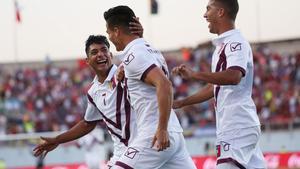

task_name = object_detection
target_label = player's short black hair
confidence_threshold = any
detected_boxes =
[104,5,136,34]
[215,0,239,21]
[85,35,110,56]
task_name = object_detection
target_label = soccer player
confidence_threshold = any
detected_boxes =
[104,6,196,169]
[33,32,142,168]
[172,0,266,168]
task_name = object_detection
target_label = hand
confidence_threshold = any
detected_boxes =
[172,64,194,80]
[151,129,170,152]
[116,65,125,82]
[33,137,59,158]
[129,17,143,38]
[172,100,183,109]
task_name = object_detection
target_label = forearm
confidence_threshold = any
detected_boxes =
[55,120,97,144]
[156,80,172,130]
[181,84,214,106]
[192,69,241,85]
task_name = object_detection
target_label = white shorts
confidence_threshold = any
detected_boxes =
[216,126,266,169]
[111,132,196,169]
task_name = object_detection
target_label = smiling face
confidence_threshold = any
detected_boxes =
[203,0,222,34]
[86,43,112,75]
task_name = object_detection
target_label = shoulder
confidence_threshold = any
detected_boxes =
[87,81,96,96]
[123,46,153,66]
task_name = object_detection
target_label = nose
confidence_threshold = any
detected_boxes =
[96,51,105,59]
[203,11,207,18]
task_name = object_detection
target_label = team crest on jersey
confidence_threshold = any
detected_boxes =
[230,42,242,52]
[125,147,139,159]
[123,53,135,65]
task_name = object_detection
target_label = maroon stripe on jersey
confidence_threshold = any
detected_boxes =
[115,161,133,169]
[217,158,246,169]
[123,85,131,146]
[141,64,157,82]
[87,93,97,107]
[214,44,227,107]
[116,83,123,129]
[106,125,123,141]
[87,93,121,129]
[228,66,246,77]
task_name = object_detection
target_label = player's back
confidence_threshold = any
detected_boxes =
[121,38,183,138]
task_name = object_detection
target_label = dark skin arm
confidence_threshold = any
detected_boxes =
[33,120,97,158]
[130,17,144,37]
[172,64,243,85]
[173,83,214,109]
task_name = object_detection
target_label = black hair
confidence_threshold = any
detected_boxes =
[104,5,136,34]
[215,0,239,21]
[85,35,110,56]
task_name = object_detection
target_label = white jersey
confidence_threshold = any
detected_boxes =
[84,65,136,159]
[118,38,183,138]
[211,29,260,135]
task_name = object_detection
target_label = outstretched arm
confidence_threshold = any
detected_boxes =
[33,120,97,157]
[173,83,214,109]
[172,64,243,85]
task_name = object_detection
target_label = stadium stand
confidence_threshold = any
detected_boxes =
[0,40,300,136]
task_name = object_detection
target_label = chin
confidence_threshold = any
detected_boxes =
[209,29,217,34]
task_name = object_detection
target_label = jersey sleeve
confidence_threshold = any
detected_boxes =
[84,94,103,122]
[123,49,158,81]
[226,42,248,76]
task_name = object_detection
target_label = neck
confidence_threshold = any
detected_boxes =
[120,34,140,50]
[96,65,113,83]
[217,20,235,35]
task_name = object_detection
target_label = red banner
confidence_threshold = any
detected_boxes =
[13,152,300,169]
[191,152,300,169]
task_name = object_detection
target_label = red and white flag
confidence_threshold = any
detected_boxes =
[14,0,21,23]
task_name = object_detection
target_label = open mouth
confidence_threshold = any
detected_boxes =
[96,59,108,65]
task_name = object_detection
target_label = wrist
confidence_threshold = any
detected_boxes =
[54,136,61,144]
[191,71,197,80]
[157,126,168,131]
[180,100,185,108]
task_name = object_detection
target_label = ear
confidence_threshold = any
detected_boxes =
[85,57,90,65]
[218,8,225,17]
[113,27,120,36]
[109,52,113,59]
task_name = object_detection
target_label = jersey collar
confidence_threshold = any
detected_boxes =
[123,38,145,53]
[212,29,240,46]
[93,64,117,85]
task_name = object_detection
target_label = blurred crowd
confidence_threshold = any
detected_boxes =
[0,64,93,135]
[0,44,300,136]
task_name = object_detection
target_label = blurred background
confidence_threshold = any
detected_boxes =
[0,0,300,169]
